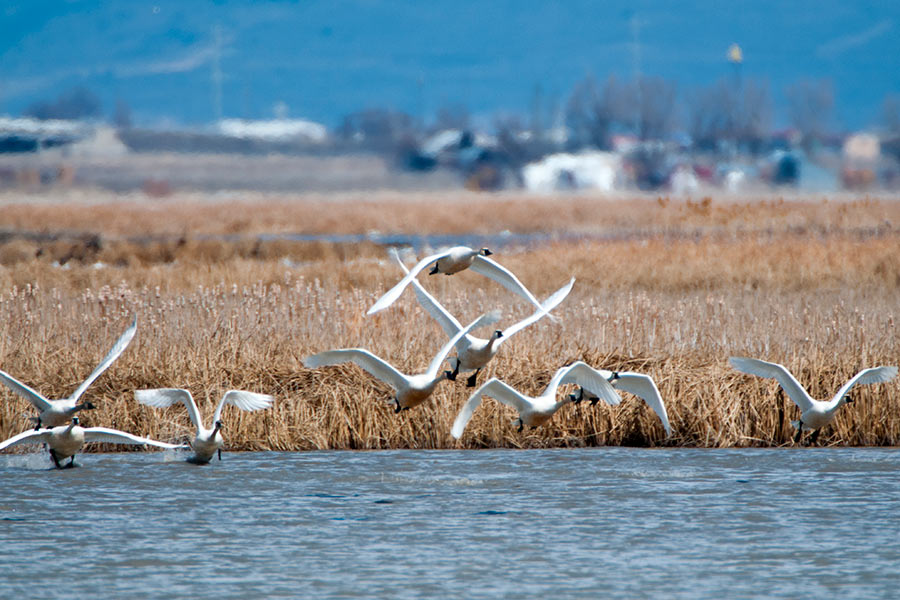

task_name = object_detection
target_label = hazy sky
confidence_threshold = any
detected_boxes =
[1,1,898,130]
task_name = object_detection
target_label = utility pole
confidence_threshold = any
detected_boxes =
[630,13,643,138]
[211,24,224,123]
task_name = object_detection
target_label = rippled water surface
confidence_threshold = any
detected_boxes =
[2,448,898,599]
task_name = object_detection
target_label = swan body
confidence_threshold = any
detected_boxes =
[305,312,498,412]
[0,316,138,428]
[135,388,273,464]
[368,246,545,315]
[570,369,672,435]
[391,247,573,386]
[729,356,897,442]
[0,417,184,468]
[451,361,621,438]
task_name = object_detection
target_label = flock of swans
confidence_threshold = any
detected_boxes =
[0,244,897,468]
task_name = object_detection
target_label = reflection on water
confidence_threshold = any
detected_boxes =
[1,448,898,599]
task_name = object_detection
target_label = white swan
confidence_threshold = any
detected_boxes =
[0,416,184,468]
[451,361,621,438]
[729,356,898,443]
[392,247,574,387]
[367,246,546,315]
[135,388,274,464]
[304,312,498,412]
[568,369,672,435]
[0,315,138,428]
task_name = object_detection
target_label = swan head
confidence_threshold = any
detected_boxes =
[71,417,80,426]
[479,248,493,256]
[567,388,584,404]
[79,401,97,410]
[213,420,224,431]
[492,330,504,340]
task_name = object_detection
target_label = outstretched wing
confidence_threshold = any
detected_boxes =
[0,428,52,451]
[392,249,465,339]
[0,369,53,412]
[832,366,898,404]
[135,388,204,430]
[729,357,815,412]
[70,315,138,402]
[470,255,544,312]
[612,372,672,435]
[213,390,274,423]
[501,277,575,340]
[83,427,186,449]
[553,362,621,405]
[425,311,499,379]
[367,249,452,315]
[304,349,409,391]
[451,378,527,439]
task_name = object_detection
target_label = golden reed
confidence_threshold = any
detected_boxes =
[0,192,897,449]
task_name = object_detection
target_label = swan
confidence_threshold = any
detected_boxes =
[367,246,546,315]
[729,356,898,443]
[304,312,498,412]
[451,361,621,438]
[135,388,274,464]
[0,416,184,468]
[568,369,672,435]
[0,315,138,429]
[391,247,574,387]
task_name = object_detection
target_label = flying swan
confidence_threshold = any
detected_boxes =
[135,388,274,464]
[729,356,897,443]
[451,361,621,438]
[391,247,574,387]
[0,315,138,429]
[0,417,184,469]
[568,368,672,435]
[304,312,498,412]
[367,246,547,315]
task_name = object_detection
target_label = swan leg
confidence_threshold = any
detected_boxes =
[447,363,459,382]
[466,370,480,388]
[217,448,222,461]
[809,429,820,445]
[34,417,42,431]
[65,456,77,469]
[794,422,804,444]
[516,420,524,433]
[49,449,62,469]
[394,400,402,414]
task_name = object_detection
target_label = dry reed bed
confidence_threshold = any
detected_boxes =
[0,232,898,450]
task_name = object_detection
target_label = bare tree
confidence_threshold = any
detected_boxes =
[883,94,900,134]
[687,78,772,153]
[635,76,677,141]
[434,103,470,131]
[786,78,834,150]
[337,108,417,152]
[565,74,633,149]
[24,86,102,121]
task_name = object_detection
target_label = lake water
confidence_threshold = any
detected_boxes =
[1,448,898,599]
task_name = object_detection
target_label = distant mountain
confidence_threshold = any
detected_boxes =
[1,1,897,131]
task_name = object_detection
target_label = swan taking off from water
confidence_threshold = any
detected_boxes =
[392,247,573,387]
[0,315,138,429]
[451,361,621,438]
[135,388,274,464]
[304,312,498,413]
[568,369,672,436]
[729,356,898,443]
[367,246,546,315]
[0,416,184,469]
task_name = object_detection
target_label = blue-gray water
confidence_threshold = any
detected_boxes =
[2,448,898,599]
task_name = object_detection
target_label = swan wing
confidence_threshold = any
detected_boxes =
[0,428,52,451]
[83,427,186,449]
[501,277,575,340]
[452,378,529,438]
[135,388,204,430]
[554,362,621,405]
[425,311,499,378]
[367,249,452,315]
[612,372,672,435]
[213,390,274,423]
[832,366,899,404]
[70,315,138,402]
[729,357,815,412]
[0,368,53,411]
[470,255,544,312]
[305,349,409,391]
[392,247,464,337]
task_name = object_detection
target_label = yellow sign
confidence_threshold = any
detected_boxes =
[728,43,743,64]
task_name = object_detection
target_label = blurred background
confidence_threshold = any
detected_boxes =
[1,0,899,195]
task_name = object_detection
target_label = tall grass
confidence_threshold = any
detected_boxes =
[0,193,898,449]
